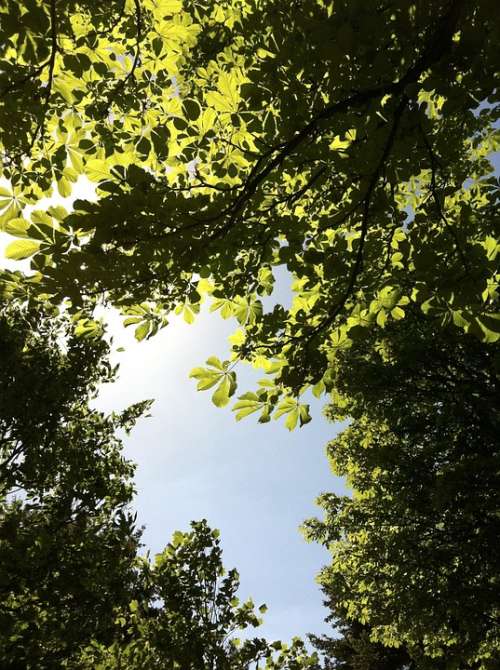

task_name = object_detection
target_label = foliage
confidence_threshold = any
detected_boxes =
[0,298,148,667]
[1,2,499,667]
[310,617,415,670]
[0,0,498,428]
[303,309,500,668]
[72,520,319,669]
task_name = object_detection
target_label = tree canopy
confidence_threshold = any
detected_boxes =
[0,0,499,668]
[0,298,146,665]
[1,0,498,425]
[304,309,500,667]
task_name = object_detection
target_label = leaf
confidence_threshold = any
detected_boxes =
[57,177,72,198]
[47,205,69,221]
[330,327,352,350]
[312,379,325,398]
[228,328,245,346]
[233,392,261,420]
[206,356,224,370]
[68,147,84,172]
[189,359,227,391]
[195,372,221,391]
[4,217,30,238]
[299,404,312,426]
[74,318,103,338]
[378,286,400,310]
[273,397,297,420]
[212,374,237,408]
[181,302,198,324]
[123,316,142,326]
[85,159,112,182]
[284,408,299,431]
[376,309,387,328]
[391,306,405,320]
[5,239,40,260]
[475,313,500,343]
[134,321,150,341]
[0,202,21,227]
[206,71,242,113]
[54,78,75,103]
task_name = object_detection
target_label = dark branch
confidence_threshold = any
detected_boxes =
[304,95,409,341]
[418,123,470,273]
[27,0,58,151]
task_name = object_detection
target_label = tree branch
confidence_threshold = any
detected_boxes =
[418,123,470,273]
[27,0,58,151]
[104,0,142,114]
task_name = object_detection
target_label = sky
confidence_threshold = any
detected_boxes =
[0,176,347,643]
[96,306,346,643]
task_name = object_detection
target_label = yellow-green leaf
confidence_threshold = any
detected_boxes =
[134,321,150,341]
[4,217,30,238]
[5,239,40,260]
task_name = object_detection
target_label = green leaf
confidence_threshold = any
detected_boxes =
[5,239,40,260]
[57,177,72,198]
[212,375,234,408]
[312,380,325,398]
[391,306,405,320]
[196,373,221,391]
[299,404,312,426]
[233,392,261,420]
[123,316,143,326]
[475,313,500,343]
[134,321,150,341]
[206,356,224,370]
[0,202,21,227]
[376,309,387,328]
[4,217,30,238]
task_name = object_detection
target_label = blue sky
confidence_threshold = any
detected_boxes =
[95,306,347,643]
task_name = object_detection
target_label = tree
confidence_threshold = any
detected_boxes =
[72,520,319,670]
[310,617,415,670]
[303,308,500,668]
[0,298,148,667]
[0,0,498,426]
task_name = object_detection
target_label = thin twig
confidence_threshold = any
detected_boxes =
[104,0,142,114]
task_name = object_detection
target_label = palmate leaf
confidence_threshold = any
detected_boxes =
[273,397,312,431]
[4,218,30,238]
[212,373,237,408]
[189,368,221,391]
[205,71,246,114]
[0,202,21,227]
[190,357,237,407]
[174,300,200,324]
[134,321,151,342]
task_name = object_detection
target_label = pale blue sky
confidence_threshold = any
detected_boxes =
[96,306,346,643]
